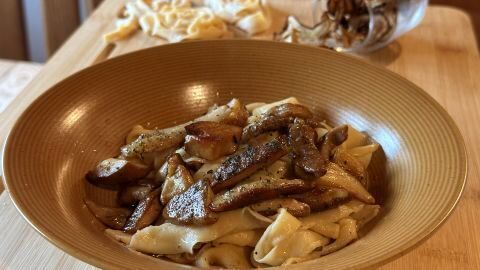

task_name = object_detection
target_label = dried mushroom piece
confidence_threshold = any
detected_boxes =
[277,16,333,47]
[185,121,242,160]
[163,179,218,225]
[85,200,132,230]
[86,158,150,188]
[160,153,195,205]
[279,0,398,50]
[123,188,162,233]
[210,178,312,212]
[211,136,288,192]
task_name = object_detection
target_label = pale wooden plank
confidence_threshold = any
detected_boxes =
[0,192,95,270]
[0,0,27,60]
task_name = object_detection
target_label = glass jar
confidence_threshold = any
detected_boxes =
[312,0,429,52]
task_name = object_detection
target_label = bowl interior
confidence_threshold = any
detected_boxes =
[2,40,466,270]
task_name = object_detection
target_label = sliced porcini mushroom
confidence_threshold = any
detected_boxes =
[333,150,368,186]
[318,124,349,159]
[126,125,154,144]
[210,178,312,212]
[120,127,186,159]
[289,118,327,179]
[163,179,218,225]
[315,163,375,204]
[141,147,176,170]
[250,198,311,217]
[86,158,150,188]
[184,121,242,160]
[289,188,349,212]
[184,156,207,170]
[242,103,314,141]
[120,99,247,158]
[123,188,162,233]
[118,183,154,206]
[210,136,288,193]
[193,158,225,181]
[85,200,132,230]
[160,153,195,205]
[220,98,250,127]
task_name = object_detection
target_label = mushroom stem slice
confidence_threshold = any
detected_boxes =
[123,188,162,233]
[184,121,242,160]
[211,136,288,192]
[160,153,195,205]
[85,200,132,230]
[210,178,312,212]
[289,118,327,179]
[86,158,150,188]
[289,188,349,212]
[163,179,218,225]
[315,163,374,204]
[250,198,311,217]
[120,98,248,158]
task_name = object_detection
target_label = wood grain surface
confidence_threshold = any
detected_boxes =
[0,1,479,269]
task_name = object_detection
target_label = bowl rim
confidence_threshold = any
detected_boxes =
[1,39,468,270]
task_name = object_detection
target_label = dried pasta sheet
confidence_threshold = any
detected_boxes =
[203,0,271,34]
[104,0,229,43]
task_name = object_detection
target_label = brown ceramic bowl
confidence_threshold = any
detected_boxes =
[2,40,467,269]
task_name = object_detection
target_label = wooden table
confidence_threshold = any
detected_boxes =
[0,1,479,269]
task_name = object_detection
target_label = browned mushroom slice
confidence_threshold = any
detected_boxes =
[86,158,150,188]
[318,125,349,159]
[160,153,195,205]
[123,188,162,233]
[315,162,374,204]
[289,188,349,212]
[221,98,250,127]
[289,118,327,179]
[163,179,218,225]
[120,99,248,158]
[211,136,288,192]
[85,200,132,230]
[242,103,314,141]
[250,198,311,217]
[184,121,242,160]
[118,184,154,206]
[333,150,368,186]
[210,178,312,212]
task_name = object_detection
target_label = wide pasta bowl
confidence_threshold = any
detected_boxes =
[2,40,467,269]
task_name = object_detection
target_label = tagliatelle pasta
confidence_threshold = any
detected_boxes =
[104,0,271,43]
[85,97,383,268]
[129,207,271,254]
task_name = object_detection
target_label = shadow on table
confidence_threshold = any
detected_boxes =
[359,41,402,67]
[430,0,480,51]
